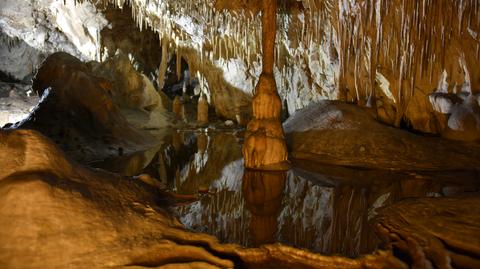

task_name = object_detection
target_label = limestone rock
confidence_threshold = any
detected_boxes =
[242,0,289,170]
[284,101,480,171]
[13,52,154,162]
[374,196,480,269]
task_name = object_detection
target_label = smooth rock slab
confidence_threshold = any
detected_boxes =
[374,196,480,269]
[284,101,480,171]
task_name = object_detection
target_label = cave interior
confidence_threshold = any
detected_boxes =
[0,0,480,268]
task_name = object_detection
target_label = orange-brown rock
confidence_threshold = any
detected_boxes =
[284,101,480,171]
[172,95,185,120]
[16,52,153,163]
[90,52,145,109]
[197,94,209,125]
[242,0,289,170]
[374,196,480,269]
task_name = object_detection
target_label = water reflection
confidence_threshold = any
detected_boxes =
[90,145,163,176]
[243,170,286,246]
[96,130,480,257]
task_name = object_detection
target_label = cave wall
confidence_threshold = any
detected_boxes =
[100,0,479,135]
[333,0,480,133]
[1,0,479,136]
[0,0,107,81]
[99,3,166,81]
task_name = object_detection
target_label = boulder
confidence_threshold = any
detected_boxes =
[284,101,480,171]
[13,52,155,162]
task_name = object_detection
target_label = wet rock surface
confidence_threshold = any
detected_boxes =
[284,101,480,171]
[374,196,480,269]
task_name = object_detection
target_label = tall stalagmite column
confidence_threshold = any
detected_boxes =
[242,0,289,170]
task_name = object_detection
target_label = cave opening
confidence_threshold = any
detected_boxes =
[1,0,480,268]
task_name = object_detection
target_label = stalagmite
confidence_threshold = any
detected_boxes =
[242,0,289,170]
[172,95,184,120]
[197,93,209,125]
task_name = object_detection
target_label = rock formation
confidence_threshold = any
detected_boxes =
[90,51,173,129]
[374,196,480,269]
[241,0,289,170]
[3,0,480,139]
[197,93,209,125]
[284,101,480,171]
[0,0,479,268]
[10,52,156,163]
[173,95,186,121]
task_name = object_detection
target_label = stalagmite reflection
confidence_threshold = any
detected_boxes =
[242,169,287,246]
[170,131,180,152]
[197,132,208,153]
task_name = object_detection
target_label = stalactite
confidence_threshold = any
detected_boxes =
[176,51,182,82]
[157,35,169,90]
[98,0,480,135]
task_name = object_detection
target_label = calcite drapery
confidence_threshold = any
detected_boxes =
[242,0,289,170]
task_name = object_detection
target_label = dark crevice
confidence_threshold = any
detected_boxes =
[439,237,480,260]
[161,235,247,269]
[391,245,413,266]
[126,257,225,268]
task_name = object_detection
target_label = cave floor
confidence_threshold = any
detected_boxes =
[93,128,480,259]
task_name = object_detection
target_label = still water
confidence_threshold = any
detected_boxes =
[96,129,480,258]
